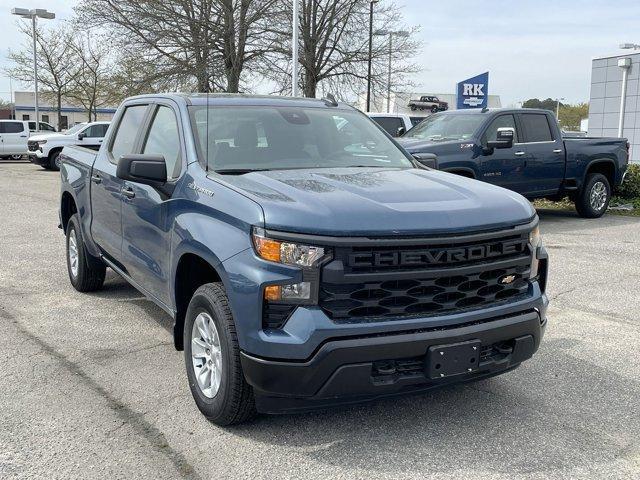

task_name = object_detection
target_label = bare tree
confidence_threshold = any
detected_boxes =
[6,23,78,128]
[264,0,420,100]
[77,0,279,93]
[67,36,115,121]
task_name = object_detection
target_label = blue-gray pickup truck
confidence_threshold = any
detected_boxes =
[399,108,629,218]
[59,94,548,425]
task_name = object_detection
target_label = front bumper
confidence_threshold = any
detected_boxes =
[242,307,546,413]
[29,150,48,165]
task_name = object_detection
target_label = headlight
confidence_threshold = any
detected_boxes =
[252,227,326,267]
[252,227,329,303]
[37,140,47,145]
[529,226,542,279]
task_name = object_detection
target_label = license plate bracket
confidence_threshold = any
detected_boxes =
[426,340,482,379]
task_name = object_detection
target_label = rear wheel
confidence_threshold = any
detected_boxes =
[575,173,611,218]
[184,283,256,426]
[10,154,22,160]
[66,213,106,291]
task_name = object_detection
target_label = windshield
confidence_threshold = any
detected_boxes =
[64,123,86,135]
[189,105,413,173]
[403,113,485,142]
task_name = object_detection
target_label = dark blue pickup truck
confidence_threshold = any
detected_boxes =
[59,94,548,425]
[399,108,629,218]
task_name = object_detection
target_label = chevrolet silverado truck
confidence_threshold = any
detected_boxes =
[408,95,449,113]
[398,108,630,218]
[59,94,548,425]
[29,122,110,170]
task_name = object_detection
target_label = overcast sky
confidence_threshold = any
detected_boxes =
[1,0,639,106]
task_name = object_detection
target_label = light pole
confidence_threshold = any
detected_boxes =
[365,0,378,112]
[555,97,565,120]
[292,0,299,97]
[617,57,632,137]
[375,30,410,113]
[11,8,55,132]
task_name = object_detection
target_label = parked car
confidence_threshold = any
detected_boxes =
[408,95,449,113]
[0,120,29,160]
[29,121,110,170]
[367,113,425,137]
[28,121,57,133]
[59,94,548,425]
[398,108,629,218]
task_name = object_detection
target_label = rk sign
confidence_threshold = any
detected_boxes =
[456,72,489,109]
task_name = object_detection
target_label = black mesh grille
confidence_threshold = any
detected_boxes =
[28,140,39,152]
[320,265,529,320]
[319,231,532,322]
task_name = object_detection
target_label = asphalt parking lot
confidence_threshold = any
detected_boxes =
[1,160,639,480]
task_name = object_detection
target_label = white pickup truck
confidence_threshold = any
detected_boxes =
[28,121,110,170]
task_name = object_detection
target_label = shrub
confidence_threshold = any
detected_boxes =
[617,163,640,199]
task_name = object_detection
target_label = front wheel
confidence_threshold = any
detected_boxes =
[431,105,439,113]
[184,283,256,426]
[50,150,61,171]
[575,173,611,218]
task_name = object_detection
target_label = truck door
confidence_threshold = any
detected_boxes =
[479,114,526,193]
[121,103,183,303]
[0,121,29,155]
[516,112,565,195]
[90,104,149,261]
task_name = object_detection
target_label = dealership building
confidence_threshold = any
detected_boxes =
[12,91,117,130]
[587,52,640,162]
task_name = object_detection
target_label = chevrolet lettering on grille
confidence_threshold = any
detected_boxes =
[348,239,527,268]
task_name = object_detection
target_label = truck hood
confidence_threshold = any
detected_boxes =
[217,167,535,236]
[28,132,68,142]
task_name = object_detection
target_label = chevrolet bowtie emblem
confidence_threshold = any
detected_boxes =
[500,274,516,285]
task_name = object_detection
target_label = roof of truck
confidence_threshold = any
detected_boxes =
[123,93,352,110]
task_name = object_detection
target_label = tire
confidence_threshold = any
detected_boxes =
[410,105,417,111]
[574,173,611,218]
[184,283,256,426]
[66,213,106,292]
[10,154,23,160]
[49,150,61,171]
[431,105,439,113]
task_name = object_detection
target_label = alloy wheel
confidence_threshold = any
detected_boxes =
[68,229,79,278]
[590,181,608,211]
[191,312,223,398]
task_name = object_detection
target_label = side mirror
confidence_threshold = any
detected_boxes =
[396,126,406,137]
[77,132,86,140]
[116,154,167,187]
[486,127,514,151]
[411,152,438,170]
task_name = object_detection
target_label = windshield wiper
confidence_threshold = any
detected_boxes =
[214,168,273,175]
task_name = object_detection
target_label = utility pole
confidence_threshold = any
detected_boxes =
[292,0,299,97]
[11,8,56,132]
[366,0,378,112]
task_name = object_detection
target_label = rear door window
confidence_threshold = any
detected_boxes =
[109,105,148,162]
[0,122,25,134]
[521,114,554,142]
[85,124,109,138]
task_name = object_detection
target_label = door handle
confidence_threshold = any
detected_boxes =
[553,149,563,153]
[90,174,102,184]
[514,151,526,156]
[20,135,28,138]
[122,186,136,199]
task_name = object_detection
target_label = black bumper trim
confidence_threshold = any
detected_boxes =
[241,309,545,413]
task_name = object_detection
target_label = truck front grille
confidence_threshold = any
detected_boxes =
[28,140,39,152]
[319,229,533,322]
